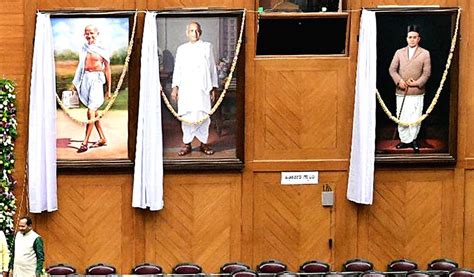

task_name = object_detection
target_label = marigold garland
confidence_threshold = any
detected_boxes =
[0,78,17,251]
[376,8,461,127]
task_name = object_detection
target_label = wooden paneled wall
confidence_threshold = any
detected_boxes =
[1,0,473,275]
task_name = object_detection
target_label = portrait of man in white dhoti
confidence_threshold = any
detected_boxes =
[52,17,130,161]
[156,13,244,165]
[171,21,218,156]
[374,9,459,163]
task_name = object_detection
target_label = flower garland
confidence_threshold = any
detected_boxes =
[376,8,461,127]
[161,9,247,125]
[0,78,17,250]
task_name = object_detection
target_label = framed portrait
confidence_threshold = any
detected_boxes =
[52,12,137,169]
[156,10,245,170]
[374,8,459,165]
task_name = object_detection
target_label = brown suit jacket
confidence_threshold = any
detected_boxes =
[389,46,431,96]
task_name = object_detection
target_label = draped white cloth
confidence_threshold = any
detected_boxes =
[28,13,58,213]
[347,10,377,205]
[132,12,164,211]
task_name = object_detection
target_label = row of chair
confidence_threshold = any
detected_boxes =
[45,258,468,276]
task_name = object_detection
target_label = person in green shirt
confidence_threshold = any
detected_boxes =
[9,216,45,277]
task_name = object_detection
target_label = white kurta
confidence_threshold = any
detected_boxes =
[13,231,40,277]
[0,231,9,272]
[172,40,218,144]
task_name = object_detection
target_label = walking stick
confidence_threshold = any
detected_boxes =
[391,83,409,141]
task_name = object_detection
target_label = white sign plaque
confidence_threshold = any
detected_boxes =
[281,171,319,185]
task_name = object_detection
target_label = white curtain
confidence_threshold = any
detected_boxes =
[132,12,164,211]
[28,12,58,213]
[347,10,377,205]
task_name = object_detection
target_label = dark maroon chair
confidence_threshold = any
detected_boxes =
[46,263,76,275]
[326,272,358,277]
[172,262,203,274]
[276,271,299,277]
[132,262,163,274]
[428,259,459,277]
[256,259,287,274]
[388,259,418,272]
[85,263,116,275]
[343,259,374,272]
[407,270,433,277]
[221,262,251,274]
[428,259,458,271]
[387,259,418,277]
[361,271,388,277]
[231,269,258,277]
[449,269,474,277]
[299,260,330,273]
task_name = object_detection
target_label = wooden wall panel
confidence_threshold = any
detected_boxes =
[253,172,333,271]
[360,0,458,7]
[144,174,241,273]
[145,0,252,9]
[35,174,132,273]
[0,0,24,75]
[462,0,474,160]
[465,170,474,267]
[358,170,463,270]
[37,0,132,9]
[254,59,350,161]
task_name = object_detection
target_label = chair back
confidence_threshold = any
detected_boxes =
[86,263,116,275]
[257,260,287,273]
[327,272,359,277]
[343,259,374,272]
[388,259,418,272]
[46,263,76,275]
[299,260,330,273]
[173,262,203,274]
[428,259,458,271]
[276,271,299,277]
[449,269,474,277]
[221,262,251,274]
[407,271,433,277]
[231,269,258,277]
[132,262,163,274]
[361,271,388,277]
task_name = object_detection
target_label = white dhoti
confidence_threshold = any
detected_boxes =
[397,94,424,143]
[178,85,212,144]
[78,71,106,111]
[181,111,211,144]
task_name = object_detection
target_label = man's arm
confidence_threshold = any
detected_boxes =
[103,59,112,99]
[389,51,403,85]
[389,50,409,90]
[33,237,44,276]
[0,232,9,277]
[171,47,183,102]
[208,44,218,89]
[171,86,179,102]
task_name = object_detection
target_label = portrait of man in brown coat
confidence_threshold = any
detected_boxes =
[389,24,431,153]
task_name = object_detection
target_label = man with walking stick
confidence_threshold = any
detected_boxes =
[389,24,431,153]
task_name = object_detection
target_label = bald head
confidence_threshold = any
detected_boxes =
[186,22,202,43]
[84,24,99,45]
